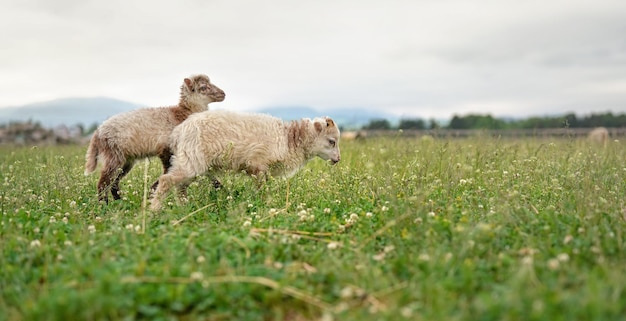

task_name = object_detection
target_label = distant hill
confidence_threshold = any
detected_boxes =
[0,97,144,128]
[0,99,401,129]
[257,106,399,129]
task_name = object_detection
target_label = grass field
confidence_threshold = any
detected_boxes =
[1,135,625,320]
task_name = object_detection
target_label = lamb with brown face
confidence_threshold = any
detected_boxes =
[84,74,225,203]
[149,109,341,211]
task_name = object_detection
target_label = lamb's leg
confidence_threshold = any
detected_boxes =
[111,161,134,200]
[246,164,268,189]
[175,169,221,200]
[210,176,223,189]
[97,169,113,203]
[151,149,173,192]
[177,181,191,200]
[150,167,192,211]
[97,155,125,203]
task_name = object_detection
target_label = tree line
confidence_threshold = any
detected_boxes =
[362,112,626,130]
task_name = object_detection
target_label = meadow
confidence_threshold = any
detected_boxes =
[1,134,625,320]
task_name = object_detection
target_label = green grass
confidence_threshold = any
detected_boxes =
[1,136,625,320]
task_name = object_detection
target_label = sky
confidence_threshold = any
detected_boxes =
[1,0,626,120]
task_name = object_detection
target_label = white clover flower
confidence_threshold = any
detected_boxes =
[372,253,386,261]
[327,242,339,250]
[323,208,331,214]
[125,224,134,230]
[49,216,56,223]
[30,240,41,248]
[381,206,389,212]
[226,195,233,201]
[522,256,533,265]
[459,179,468,185]
[340,286,354,298]
[64,240,73,247]
[557,253,570,262]
[268,208,278,215]
[563,235,573,244]
[401,307,414,318]
[365,212,373,218]
[62,217,68,224]
[242,220,252,227]
[88,225,96,234]
[547,258,560,270]
[418,253,430,261]
[427,211,436,217]
[349,213,359,221]
[196,256,206,263]
[190,271,204,281]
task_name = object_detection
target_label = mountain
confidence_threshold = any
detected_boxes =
[257,106,399,129]
[0,98,400,129]
[0,97,144,128]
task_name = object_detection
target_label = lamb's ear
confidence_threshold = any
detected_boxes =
[325,117,335,127]
[184,78,193,88]
[314,120,323,133]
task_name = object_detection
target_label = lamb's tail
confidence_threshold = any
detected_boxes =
[84,130,99,175]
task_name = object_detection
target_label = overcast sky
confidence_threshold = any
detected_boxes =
[1,0,625,119]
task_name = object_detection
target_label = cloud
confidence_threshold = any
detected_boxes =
[1,0,625,119]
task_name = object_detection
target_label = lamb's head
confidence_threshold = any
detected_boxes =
[180,74,225,111]
[311,117,341,164]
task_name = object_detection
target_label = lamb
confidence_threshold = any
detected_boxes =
[588,127,609,146]
[149,110,341,210]
[341,130,367,141]
[84,74,225,203]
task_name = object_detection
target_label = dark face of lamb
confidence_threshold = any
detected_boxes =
[182,74,226,105]
[312,117,341,164]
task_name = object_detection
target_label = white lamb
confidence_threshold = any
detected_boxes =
[149,110,341,210]
[588,127,609,146]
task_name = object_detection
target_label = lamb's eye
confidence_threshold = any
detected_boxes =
[328,139,336,147]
